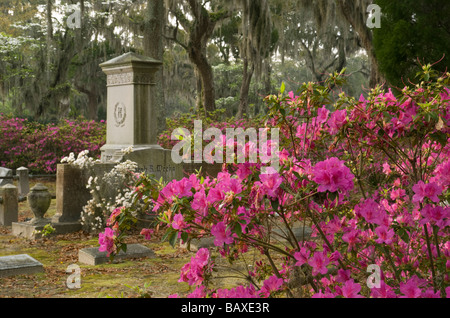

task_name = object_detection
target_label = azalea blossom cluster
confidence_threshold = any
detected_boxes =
[100,70,450,298]
[0,116,105,173]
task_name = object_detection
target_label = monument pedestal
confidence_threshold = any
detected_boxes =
[101,144,183,180]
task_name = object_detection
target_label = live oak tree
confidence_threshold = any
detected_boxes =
[165,0,229,116]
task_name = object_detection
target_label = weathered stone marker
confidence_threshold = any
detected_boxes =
[0,254,44,277]
[16,167,30,197]
[78,243,155,266]
[0,184,18,226]
[99,52,182,180]
[52,164,90,225]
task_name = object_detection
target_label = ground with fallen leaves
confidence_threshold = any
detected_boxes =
[0,223,198,298]
[0,179,196,298]
[0,179,274,299]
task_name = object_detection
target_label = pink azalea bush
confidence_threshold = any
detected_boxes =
[0,116,105,173]
[101,68,449,298]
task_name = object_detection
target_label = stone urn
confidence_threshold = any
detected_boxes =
[28,183,52,224]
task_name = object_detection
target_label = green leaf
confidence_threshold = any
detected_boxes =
[180,231,189,243]
[430,131,448,147]
[397,228,410,244]
[168,230,178,247]
[233,223,242,238]
[270,199,279,211]
[280,82,286,94]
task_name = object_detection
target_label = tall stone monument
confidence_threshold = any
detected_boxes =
[99,52,182,181]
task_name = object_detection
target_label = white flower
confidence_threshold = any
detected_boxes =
[121,146,134,154]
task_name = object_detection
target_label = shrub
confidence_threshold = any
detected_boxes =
[102,67,450,298]
[0,117,105,173]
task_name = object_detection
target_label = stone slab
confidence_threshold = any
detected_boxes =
[273,226,313,243]
[78,243,156,265]
[180,236,216,252]
[11,221,82,239]
[0,254,44,277]
[180,226,313,252]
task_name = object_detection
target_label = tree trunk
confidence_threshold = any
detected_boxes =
[188,45,216,116]
[237,57,254,119]
[186,0,217,116]
[336,0,384,87]
[144,0,165,132]
[46,0,53,83]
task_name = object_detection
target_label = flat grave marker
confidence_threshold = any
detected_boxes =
[0,254,44,278]
[78,243,156,266]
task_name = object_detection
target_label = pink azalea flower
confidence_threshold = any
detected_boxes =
[312,290,335,298]
[107,207,123,227]
[259,275,284,297]
[422,288,441,298]
[420,204,450,228]
[191,189,208,216]
[327,109,347,135]
[390,188,406,201]
[382,162,392,175]
[168,178,193,198]
[370,281,397,298]
[207,187,226,204]
[317,106,330,124]
[211,222,234,246]
[312,157,354,194]
[98,227,116,256]
[179,248,210,286]
[354,198,386,225]
[375,225,395,245]
[308,251,330,276]
[433,159,450,187]
[259,169,283,198]
[340,279,364,298]
[342,229,360,251]
[236,163,253,180]
[399,276,423,298]
[187,286,207,298]
[293,247,311,266]
[214,284,258,298]
[412,181,442,203]
[336,269,351,283]
[195,248,210,267]
[140,228,153,240]
[329,250,342,264]
[172,213,188,230]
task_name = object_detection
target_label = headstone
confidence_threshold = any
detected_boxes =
[273,226,313,243]
[180,237,216,252]
[52,164,90,224]
[99,52,183,181]
[183,162,223,178]
[0,167,13,186]
[16,167,30,197]
[0,254,44,277]
[78,243,155,265]
[0,184,18,226]
[180,226,314,252]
